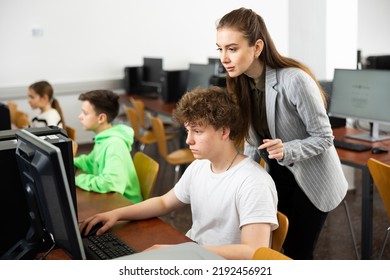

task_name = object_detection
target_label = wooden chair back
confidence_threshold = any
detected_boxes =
[133,151,159,200]
[252,247,292,260]
[124,106,141,139]
[367,158,390,218]
[149,114,169,159]
[272,211,289,252]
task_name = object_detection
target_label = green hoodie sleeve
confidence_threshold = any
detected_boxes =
[74,137,141,203]
[74,152,95,173]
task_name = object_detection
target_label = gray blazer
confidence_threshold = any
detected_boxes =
[245,67,348,212]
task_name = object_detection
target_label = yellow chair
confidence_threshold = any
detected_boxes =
[129,97,149,131]
[272,211,289,252]
[64,126,78,156]
[65,126,76,141]
[8,101,30,128]
[129,96,178,134]
[133,151,159,200]
[149,114,195,186]
[124,106,174,152]
[252,247,292,260]
[367,158,390,259]
[14,111,30,128]
[7,101,18,124]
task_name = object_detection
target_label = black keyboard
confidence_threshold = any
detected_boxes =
[83,232,137,260]
[333,139,371,152]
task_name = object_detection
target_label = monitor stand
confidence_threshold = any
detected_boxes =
[0,226,51,260]
[347,122,390,142]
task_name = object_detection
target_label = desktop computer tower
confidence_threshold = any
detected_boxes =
[124,66,160,97]
[0,127,76,257]
[365,55,390,70]
[160,70,188,103]
[124,66,144,93]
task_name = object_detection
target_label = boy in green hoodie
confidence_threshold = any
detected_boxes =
[74,89,142,203]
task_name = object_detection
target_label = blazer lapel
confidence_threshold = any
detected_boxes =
[265,67,278,138]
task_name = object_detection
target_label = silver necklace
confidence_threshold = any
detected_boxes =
[211,151,240,172]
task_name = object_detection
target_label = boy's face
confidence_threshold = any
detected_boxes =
[185,122,228,161]
[78,100,100,132]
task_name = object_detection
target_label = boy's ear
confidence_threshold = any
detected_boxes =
[221,126,231,139]
[97,113,107,124]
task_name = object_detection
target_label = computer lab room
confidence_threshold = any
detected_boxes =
[0,0,390,262]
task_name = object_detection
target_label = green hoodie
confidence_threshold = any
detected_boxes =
[74,124,142,203]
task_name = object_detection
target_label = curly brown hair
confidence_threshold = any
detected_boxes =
[173,86,244,146]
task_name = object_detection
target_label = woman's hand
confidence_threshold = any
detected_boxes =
[258,138,284,160]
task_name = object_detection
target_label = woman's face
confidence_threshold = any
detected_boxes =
[216,28,262,79]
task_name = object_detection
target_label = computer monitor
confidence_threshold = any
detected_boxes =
[208,57,226,76]
[142,57,163,87]
[4,129,86,260]
[0,127,78,259]
[0,103,11,130]
[329,68,390,142]
[186,63,215,92]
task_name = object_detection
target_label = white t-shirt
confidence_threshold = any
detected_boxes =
[174,157,278,246]
[30,108,63,128]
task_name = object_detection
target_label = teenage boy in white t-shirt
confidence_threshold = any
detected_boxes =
[79,86,278,260]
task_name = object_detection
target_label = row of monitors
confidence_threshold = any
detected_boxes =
[124,57,226,102]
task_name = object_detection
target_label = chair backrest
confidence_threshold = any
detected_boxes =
[149,114,169,158]
[252,247,292,260]
[129,97,148,130]
[7,101,18,124]
[65,126,76,141]
[367,158,390,218]
[14,111,30,128]
[272,211,289,252]
[124,106,141,139]
[133,151,159,200]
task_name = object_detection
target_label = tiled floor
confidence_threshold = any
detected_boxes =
[77,109,390,260]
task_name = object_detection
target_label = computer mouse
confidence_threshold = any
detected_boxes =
[371,147,389,154]
[82,222,104,237]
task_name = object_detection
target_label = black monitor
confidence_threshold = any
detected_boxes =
[208,57,226,76]
[0,103,11,130]
[0,127,77,259]
[143,57,163,87]
[3,129,86,260]
[329,68,390,142]
[186,63,215,92]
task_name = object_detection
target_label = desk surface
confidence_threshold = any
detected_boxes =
[333,127,390,165]
[128,94,176,116]
[46,188,191,260]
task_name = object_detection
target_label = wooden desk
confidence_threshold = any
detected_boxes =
[129,94,176,116]
[46,188,191,259]
[333,127,390,259]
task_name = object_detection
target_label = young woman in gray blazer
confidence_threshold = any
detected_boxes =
[216,7,348,259]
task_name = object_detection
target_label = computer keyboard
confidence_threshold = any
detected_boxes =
[333,139,371,152]
[83,232,137,260]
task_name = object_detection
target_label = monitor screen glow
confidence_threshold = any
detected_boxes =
[329,68,390,142]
